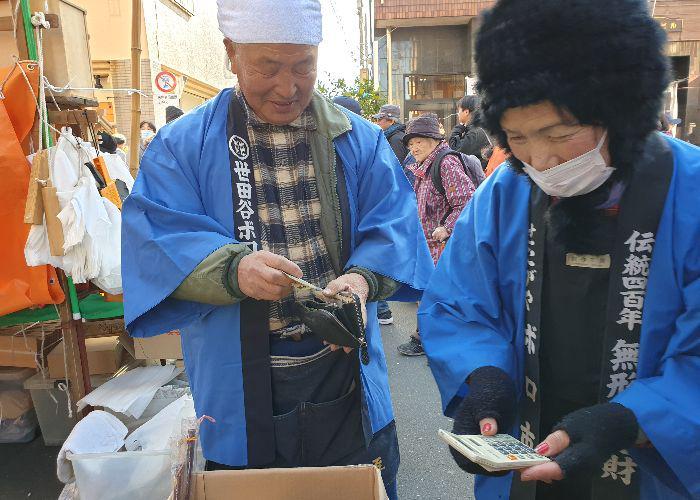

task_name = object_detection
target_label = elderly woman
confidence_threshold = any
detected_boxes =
[397,113,480,356]
[421,1,699,499]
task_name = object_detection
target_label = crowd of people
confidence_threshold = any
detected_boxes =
[119,0,698,499]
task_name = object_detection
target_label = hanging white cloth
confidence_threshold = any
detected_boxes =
[24,128,132,292]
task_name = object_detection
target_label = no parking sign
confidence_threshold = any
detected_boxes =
[155,70,177,93]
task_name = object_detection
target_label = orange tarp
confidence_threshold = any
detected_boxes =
[0,61,64,315]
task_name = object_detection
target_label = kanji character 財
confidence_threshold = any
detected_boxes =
[601,451,637,486]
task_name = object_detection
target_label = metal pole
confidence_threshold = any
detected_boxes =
[129,0,142,177]
[386,27,393,104]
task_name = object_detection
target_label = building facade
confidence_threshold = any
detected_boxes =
[373,0,494,131]
[653,0,700,143]
[83,0,235,145]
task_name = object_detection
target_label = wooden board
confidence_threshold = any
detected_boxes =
[23,149,49,225]
[0,13,59,31]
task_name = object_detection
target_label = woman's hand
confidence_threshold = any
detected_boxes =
[432,226,450,242]
[520,403,638,483]
[449,366,517,476]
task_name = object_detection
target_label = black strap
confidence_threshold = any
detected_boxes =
[429,150,482,225]
[511,133,674,500]
[590,133,673,498]
[430,150,483,196]
[226,92,275,466]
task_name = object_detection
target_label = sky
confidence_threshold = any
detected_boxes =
[317,0,361,85]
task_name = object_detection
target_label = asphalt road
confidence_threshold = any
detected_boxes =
[0,300,475,500]
[380,301,475,500]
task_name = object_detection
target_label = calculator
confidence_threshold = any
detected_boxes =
[438,430,551,472]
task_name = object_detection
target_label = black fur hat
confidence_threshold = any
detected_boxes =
[475,0,670,180]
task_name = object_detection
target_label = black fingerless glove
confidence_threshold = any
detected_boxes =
[552,402,639,478]
[450,366,517,476]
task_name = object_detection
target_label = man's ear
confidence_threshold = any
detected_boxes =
[224,38,239,75]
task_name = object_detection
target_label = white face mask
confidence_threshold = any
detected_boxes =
[522,131,614,197]
[140,129,155,140]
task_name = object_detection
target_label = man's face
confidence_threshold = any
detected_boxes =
[501,101,610,172]
[226,40,318,125]
[377,117,394,130]
[458,106,471,125]
[407,136,441,163]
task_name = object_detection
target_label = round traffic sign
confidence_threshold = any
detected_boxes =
[155,70,177,93]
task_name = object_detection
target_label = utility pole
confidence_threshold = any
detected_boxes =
[386,26,393,103]
[358,0,365,71]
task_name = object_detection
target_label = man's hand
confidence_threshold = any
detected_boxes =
[237,251,302,301]
[321,273,369,353]
[432,226,450,242]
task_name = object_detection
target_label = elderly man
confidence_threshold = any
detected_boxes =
[121,0,432,497]
[421,1,699,499]
[373,104,408,164]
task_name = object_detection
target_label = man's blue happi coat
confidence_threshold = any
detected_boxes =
[122,89,433,466]
[420,135,700,499]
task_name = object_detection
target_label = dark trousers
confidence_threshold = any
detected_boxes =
[206,348,399,499]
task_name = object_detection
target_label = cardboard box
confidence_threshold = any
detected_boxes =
[191,466,388,500]
[120,330,183,360]
[0,331,61,368]
[47,336,123,379]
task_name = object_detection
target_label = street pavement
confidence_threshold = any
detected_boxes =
[381,301,475,500]
[0,301,476,500]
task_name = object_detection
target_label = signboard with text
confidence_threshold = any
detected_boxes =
[655,17,683,33]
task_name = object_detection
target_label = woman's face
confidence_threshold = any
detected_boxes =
[500,101,610,172]
[407,137,441,163]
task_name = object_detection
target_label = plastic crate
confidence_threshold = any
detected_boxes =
[68,450,172,500]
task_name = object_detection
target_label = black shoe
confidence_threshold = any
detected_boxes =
[378,309,394,325]
[397,336,425,356]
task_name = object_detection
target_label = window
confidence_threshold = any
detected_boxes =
[404,74,465,101]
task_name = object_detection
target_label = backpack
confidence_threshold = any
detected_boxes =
[429,149,485,196]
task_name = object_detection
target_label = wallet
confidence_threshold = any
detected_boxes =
[294,293,370,365]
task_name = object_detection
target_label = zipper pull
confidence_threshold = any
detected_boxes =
[360,339,370,365]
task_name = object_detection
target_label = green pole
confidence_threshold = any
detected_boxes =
[20,0,37,60]
[20,0,53,147]
[67,277,81,320]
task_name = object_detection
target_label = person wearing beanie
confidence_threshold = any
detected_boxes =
[165,105,184,123]
[332,95,362,116]
[421,1,699,499]
[112,133,129,166]
[372,104,409,164]
[397,113,478,357]
[121,1,433,497]
[98,131,118,154]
